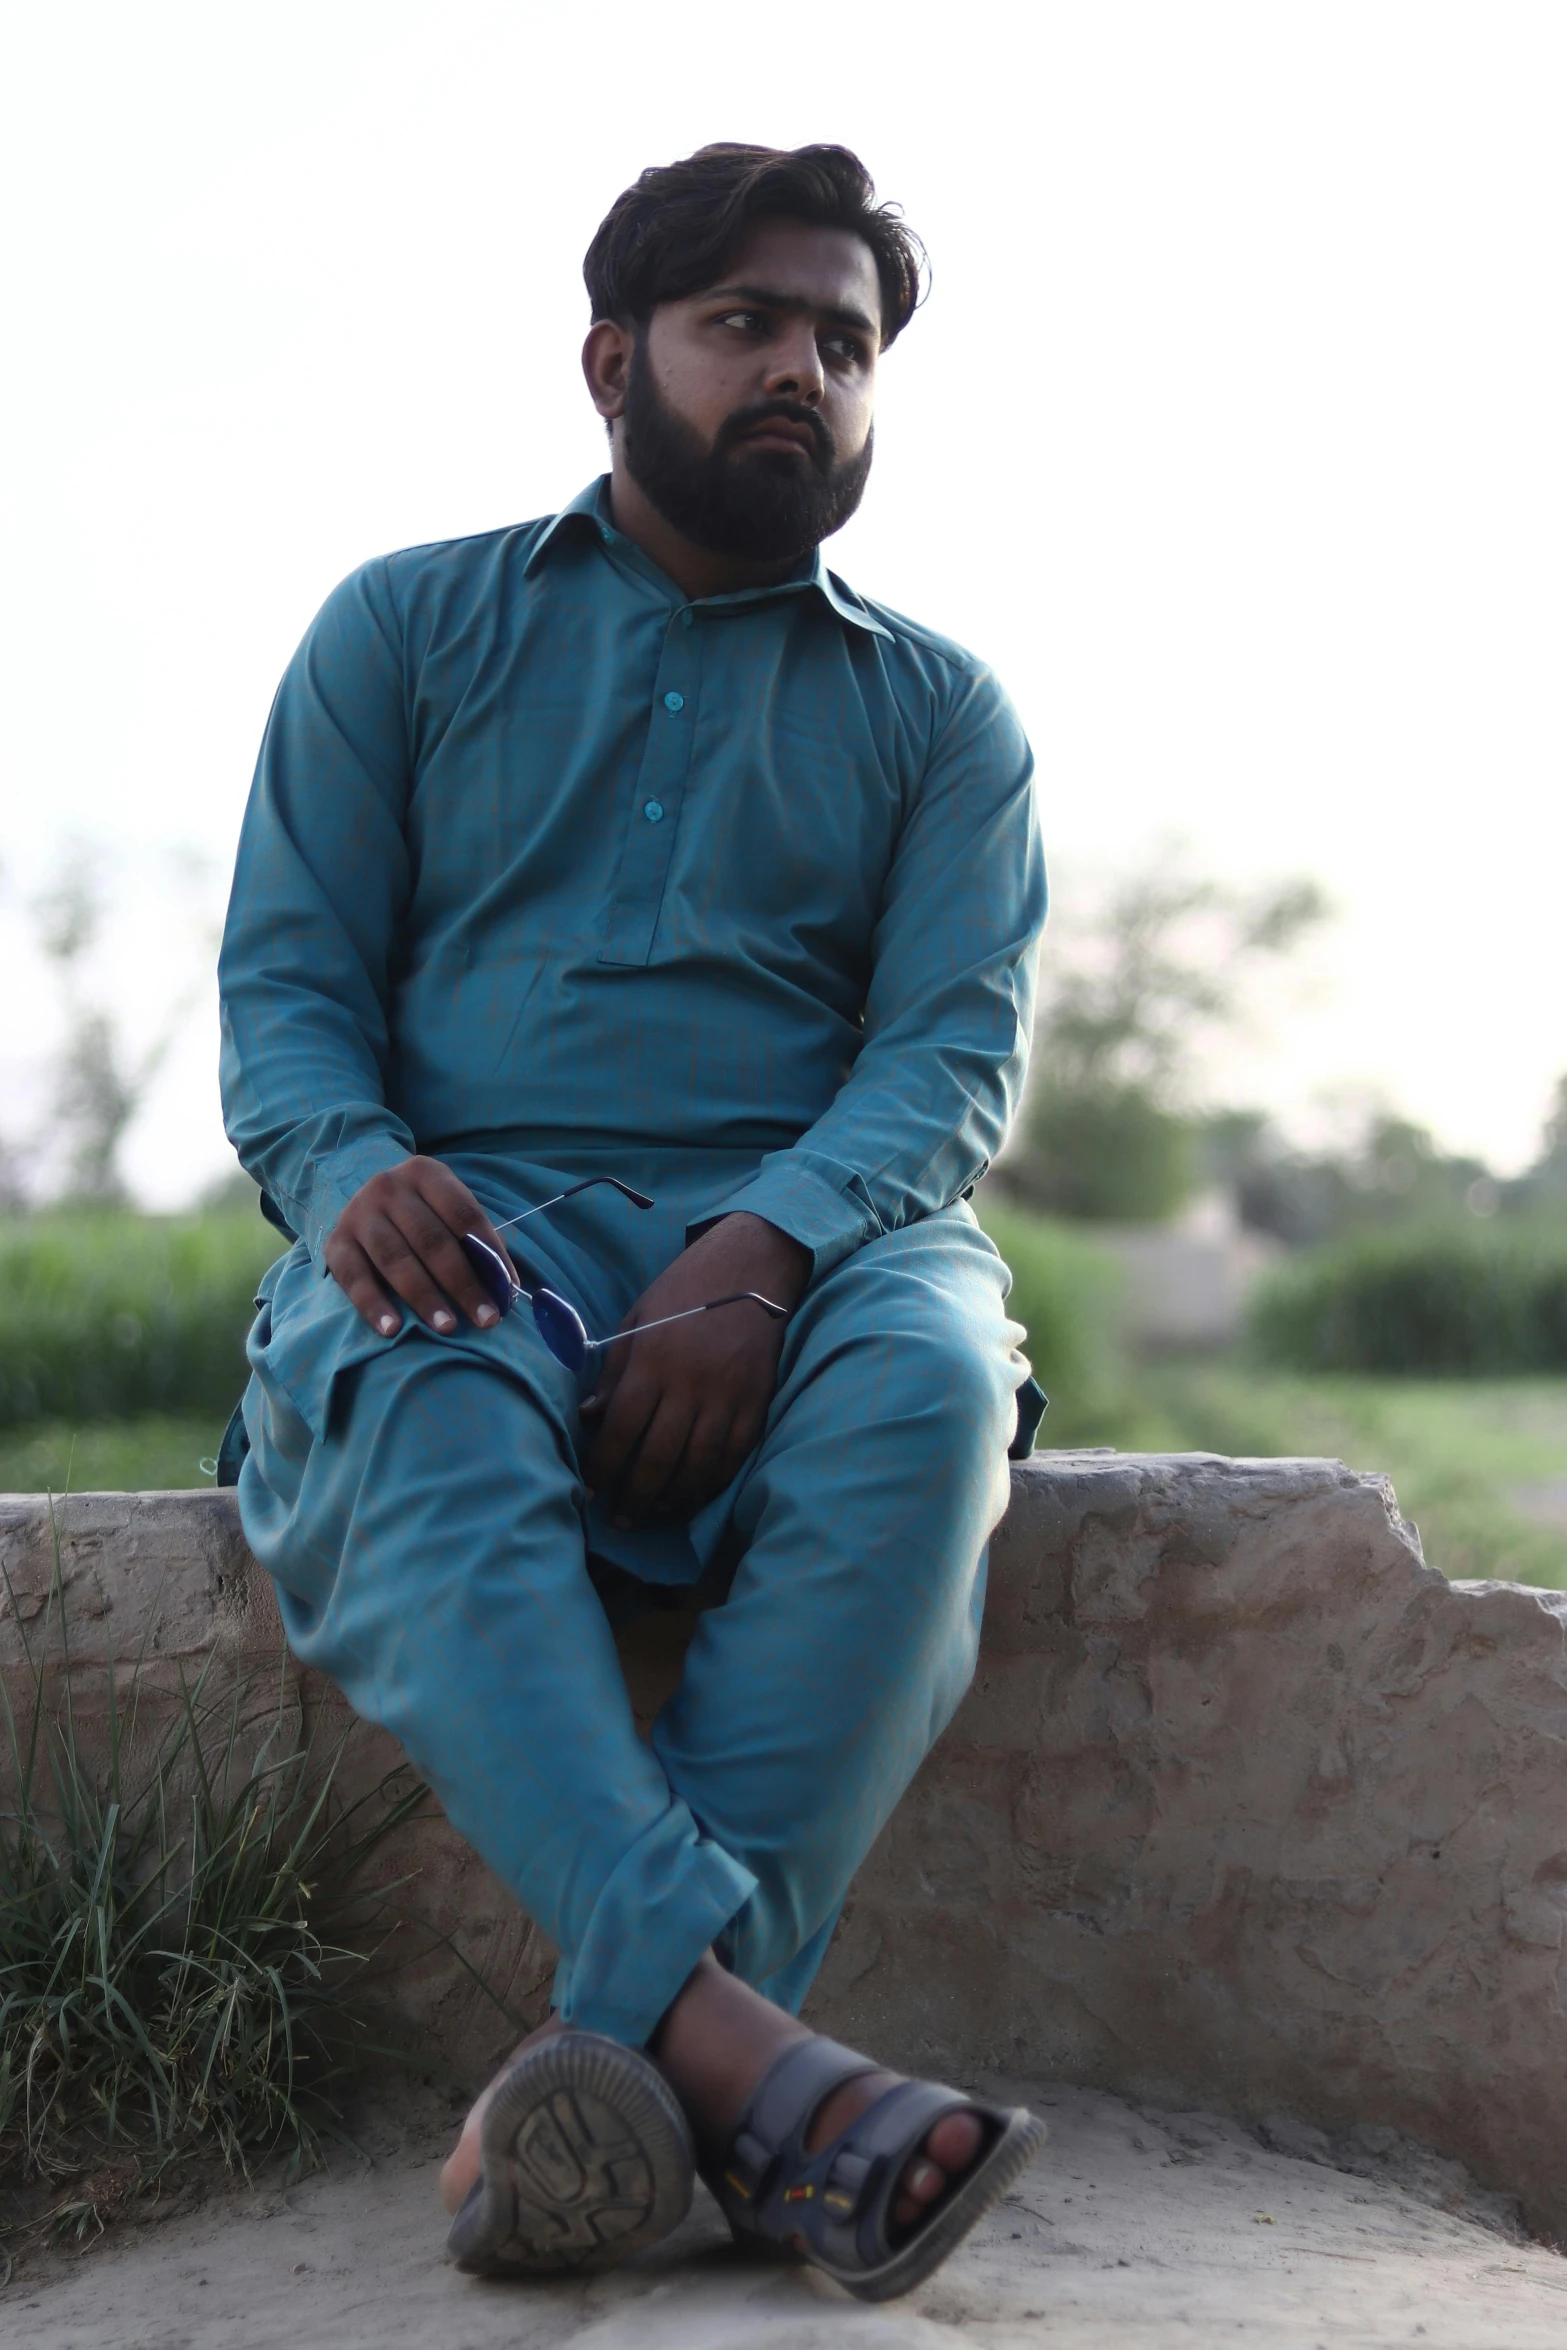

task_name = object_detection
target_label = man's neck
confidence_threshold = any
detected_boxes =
[606,455,806,605]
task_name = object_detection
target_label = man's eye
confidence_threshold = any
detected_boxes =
[824,335,866,364]
[718,310,765,332]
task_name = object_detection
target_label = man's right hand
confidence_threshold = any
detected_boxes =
[324,1155,508,1336]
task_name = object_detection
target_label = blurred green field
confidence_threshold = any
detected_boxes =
[0,1211,280,1427]
[0,1207,275,1497]
[0,1413,229,1494]
[1251,1219,1567,1373]
[3,1203,1565,1591]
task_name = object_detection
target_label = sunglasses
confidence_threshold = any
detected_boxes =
[459,1176,788,1374]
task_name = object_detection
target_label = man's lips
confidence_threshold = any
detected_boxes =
[733,417,820,458]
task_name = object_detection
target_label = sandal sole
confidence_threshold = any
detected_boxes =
[831,2106,1048,2304]
[446,2030,694,2276]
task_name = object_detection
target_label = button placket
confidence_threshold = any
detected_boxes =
[598,613,703,967]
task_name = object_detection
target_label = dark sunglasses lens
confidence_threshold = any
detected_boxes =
[532,1288,588,1372]
[461,1234,519,1317]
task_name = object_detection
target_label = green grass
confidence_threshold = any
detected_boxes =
[1132,1365,1567,1589]
[974,1199,1129,1446]
[0,1212,281,1431]
[0,1417,228,1495]
[1251,1219,1567,1374]
[0,1532,420,2270]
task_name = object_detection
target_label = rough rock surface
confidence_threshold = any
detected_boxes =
[4,1452,1567,2239]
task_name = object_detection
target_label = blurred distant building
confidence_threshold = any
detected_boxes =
[1091,1188,1282,1354]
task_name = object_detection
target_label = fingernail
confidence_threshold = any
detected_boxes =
[908,2160,940,2197]
[433,1308,456,1332]
[379,1315,398,1336]
[476,1305,499,1327]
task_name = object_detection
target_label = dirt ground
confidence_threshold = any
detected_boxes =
[9,2075,1567,2349]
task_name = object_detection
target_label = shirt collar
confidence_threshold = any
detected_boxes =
[524,476,892,642]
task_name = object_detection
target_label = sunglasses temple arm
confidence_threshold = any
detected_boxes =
[491,1176,655,1239]
[581,1292,788,1351]
[489,1191,568,1238]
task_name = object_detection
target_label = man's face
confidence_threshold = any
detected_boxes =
[616,217,882,564]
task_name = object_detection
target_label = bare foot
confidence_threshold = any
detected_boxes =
[652,1956,983,2236]
[439,2014,564,2215]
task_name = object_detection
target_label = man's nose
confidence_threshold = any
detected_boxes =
[762,324,825,407]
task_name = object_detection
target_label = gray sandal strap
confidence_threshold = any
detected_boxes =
[711,2033,1048,2303]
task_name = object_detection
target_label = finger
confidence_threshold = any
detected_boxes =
[417,1159,501,1247]
[620,1395,700,1518]
[582,1364,660,1497]
[415,1164,513,1316]
[359,1210,469,1333]
[579,1349,624,1418]
[326,1234,405,1336]
[580,1303,640,1414]
[663,1404,736,1511]
[390,1189,503,1330]
[710,1398,770,1492]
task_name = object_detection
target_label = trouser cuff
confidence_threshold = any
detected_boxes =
[553,1811,758,2047]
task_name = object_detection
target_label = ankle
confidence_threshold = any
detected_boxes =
[650,1957,808,2156]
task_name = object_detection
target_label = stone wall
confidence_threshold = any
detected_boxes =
[4,1458,1566,2237]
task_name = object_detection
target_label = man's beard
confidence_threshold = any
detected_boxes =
[620,341,874,564]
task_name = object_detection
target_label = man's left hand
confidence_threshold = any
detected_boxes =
[578,1212,811,1523]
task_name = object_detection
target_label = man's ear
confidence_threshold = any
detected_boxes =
[583,319,635,423]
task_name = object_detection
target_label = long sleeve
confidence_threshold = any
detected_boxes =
[218,561,417,1264]
[696,660,1046,1276]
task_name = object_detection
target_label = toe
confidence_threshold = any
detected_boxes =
[926,2110,984,2175]
[891,2109,986,2231]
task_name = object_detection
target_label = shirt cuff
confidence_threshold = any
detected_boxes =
[295,1133,417,1269]
[688,1153,882,1283]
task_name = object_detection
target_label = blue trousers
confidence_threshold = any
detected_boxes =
[237,1190,1020,2048]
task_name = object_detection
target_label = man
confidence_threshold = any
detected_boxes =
[219,142,1048,2302]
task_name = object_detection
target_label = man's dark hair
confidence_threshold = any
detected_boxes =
[584,143,926,348]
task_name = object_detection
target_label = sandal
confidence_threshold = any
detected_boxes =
[709,2034,1047,2303]
[446,2029,695,2276]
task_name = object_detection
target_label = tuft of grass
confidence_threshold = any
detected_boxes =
[1250,1220,1567,1375]
[0,1213,282,1432]
[0,1515,421,2271]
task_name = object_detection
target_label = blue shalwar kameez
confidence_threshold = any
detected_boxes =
[218,478,1047,2048]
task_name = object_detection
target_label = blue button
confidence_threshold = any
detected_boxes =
[644,799,664,823]
[663,691,685,713]
[681,610,694,628]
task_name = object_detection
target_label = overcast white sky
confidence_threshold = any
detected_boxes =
[2,1,1563,1204]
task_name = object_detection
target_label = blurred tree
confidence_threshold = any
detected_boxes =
[30,850,195,1208]
[1003,856,1330,1222]
[1202,1107,1495,1245]
[1016,1084,1195,1223]
[1500,1073,1567,1216]
[0,1137,29,1216]
[1545,1077,1567,1166]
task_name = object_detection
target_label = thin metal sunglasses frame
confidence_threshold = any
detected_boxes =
[459,1176,787,1374]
